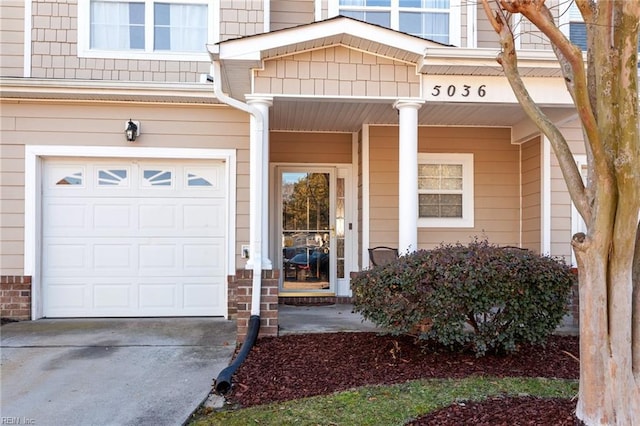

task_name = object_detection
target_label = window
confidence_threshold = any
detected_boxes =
[417,153,473,227]
[563,3,639,68]
[79,0,212,60]
[336,0,459,45]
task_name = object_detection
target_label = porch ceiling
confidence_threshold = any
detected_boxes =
[269,98,567,132]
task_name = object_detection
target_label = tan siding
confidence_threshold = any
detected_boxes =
[477,2,556,50]
[0,138,25,273]
[271,0,314,31]
[220,0,263,41]
[369,126,399,246]
[476,2,499,48]
[521,136,541,252]
[518,1,559,50]
[255,46,420,97]
[368,126,519,250]
[459,3,467,47]
[29,0,210,82]
[0,0,24,77]
[270,132,352,163]
[0,100,250,273]
[519,19,553,50]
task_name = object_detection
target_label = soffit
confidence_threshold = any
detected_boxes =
[269,98,574,132]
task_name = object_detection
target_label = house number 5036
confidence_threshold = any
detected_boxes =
[431,84,487,98]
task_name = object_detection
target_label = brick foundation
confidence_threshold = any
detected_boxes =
[1,276,32,320]
[229,269,279,343]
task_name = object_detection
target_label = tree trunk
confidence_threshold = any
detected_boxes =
[479,2,640,423]
[575,252,640,425]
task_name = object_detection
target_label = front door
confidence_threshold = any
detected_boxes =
[278,168,336,293]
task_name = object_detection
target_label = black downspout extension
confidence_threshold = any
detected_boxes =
[214,315,260,395]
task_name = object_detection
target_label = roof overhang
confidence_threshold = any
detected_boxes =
[210,17,440,63]
[421,47,564,77]
[0,78,221,104]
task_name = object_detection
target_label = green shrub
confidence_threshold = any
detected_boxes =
[352,239,576,356]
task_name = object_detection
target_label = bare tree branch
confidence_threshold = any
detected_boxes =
[482,0,591,224]
[574,0,594,22]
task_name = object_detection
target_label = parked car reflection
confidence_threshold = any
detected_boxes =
[284,248,329,282]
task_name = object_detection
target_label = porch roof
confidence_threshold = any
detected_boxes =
[210,17,574,135]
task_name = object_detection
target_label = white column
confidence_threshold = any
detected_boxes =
[394,100,424,254]
[247,96,273,269]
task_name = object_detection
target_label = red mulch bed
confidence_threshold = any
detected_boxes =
[408,396,583,425]
[223,332,582,424]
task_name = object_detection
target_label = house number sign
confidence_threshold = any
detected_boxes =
[430,84,487,98]
[424,76,508,103]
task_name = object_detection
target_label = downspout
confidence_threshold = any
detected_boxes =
[210,59,263,394]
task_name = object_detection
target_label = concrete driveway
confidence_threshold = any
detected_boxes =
[0,318,235,426]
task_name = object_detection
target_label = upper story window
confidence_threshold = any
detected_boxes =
[79,0,214,60]
[562,3,639,67]
[335,0,460,45]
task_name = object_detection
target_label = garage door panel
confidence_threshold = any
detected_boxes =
[45,281,88,313]
[183,242,225,274]
[183,202,225,234]
[93,244,134,271]
[139,244,177,271]
[43,203,88,233]
[139,283,177,309]
[93,284,133,309]
[184,282,225,309]
[43,243,87,271]
[43,159,227,318]
[94,203,133,229]
[139,204,177,230]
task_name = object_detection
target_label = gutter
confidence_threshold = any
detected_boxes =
[210,58,263,393]
[210,59,263,317]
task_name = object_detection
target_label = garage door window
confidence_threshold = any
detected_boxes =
[143,169,173,187]
[186,170,214,187]
[54,168,84,186]
[98,169,128,186]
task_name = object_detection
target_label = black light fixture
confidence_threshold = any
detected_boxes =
[125,119,139,142]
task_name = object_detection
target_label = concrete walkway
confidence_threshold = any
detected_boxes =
[0,318,236,426]
[278,303,578,336]
[278,303,384,335]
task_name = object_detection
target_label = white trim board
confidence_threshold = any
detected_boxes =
[24,145,237,320]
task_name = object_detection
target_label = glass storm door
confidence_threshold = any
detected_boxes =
[279,169,336,292]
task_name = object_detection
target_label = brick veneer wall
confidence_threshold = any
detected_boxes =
[229,269,279,343]
[1,276,32,320]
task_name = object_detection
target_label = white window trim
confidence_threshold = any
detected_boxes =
[328,0,461,46]
[77,0,218,62]
[417,152,474,228]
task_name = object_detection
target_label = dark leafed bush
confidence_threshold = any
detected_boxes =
[351,239,576,356]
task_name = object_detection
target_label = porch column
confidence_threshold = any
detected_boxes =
[393,99,424,254]
[246,96,273,270]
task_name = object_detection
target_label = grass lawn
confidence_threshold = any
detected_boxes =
[189,376,578,426]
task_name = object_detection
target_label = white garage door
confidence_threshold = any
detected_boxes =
[42,159,227,317]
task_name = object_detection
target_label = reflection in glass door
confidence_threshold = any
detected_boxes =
[280,170,334,291]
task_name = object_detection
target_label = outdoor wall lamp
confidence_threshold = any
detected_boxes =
[125,119,140,142]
